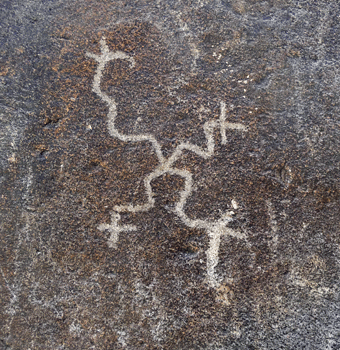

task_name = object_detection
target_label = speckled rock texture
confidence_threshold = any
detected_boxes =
[1,1,340,349]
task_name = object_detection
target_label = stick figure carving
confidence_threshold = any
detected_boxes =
[87,37,248,288]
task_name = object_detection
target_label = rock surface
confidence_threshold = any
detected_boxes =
[1,1,340,349]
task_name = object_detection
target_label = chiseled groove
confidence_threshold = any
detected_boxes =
[87,38,248,288]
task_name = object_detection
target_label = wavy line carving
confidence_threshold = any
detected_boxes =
[87,37,248,288]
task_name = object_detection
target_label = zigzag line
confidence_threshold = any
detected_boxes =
[87,37,247,288]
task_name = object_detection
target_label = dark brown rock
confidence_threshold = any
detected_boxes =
[1,1,340,349]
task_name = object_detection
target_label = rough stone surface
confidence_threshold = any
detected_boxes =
[1,1,340,349]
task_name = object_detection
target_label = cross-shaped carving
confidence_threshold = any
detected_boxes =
[98,212,136,248]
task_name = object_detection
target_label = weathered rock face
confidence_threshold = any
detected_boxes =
[1,1,340,349]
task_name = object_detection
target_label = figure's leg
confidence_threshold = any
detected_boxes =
[205,227,223,288]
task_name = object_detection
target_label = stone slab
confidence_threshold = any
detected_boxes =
[1,1,340,349]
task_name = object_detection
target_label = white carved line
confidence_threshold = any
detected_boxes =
[87,38,248,288]
[98,212,136,248]
[266,200,279,248]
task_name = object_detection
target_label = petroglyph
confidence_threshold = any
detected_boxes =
[87,37,248,288]
[98,212,136,248]
[266,200,279,249]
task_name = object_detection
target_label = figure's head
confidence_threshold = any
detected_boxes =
[86,37,136,68]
